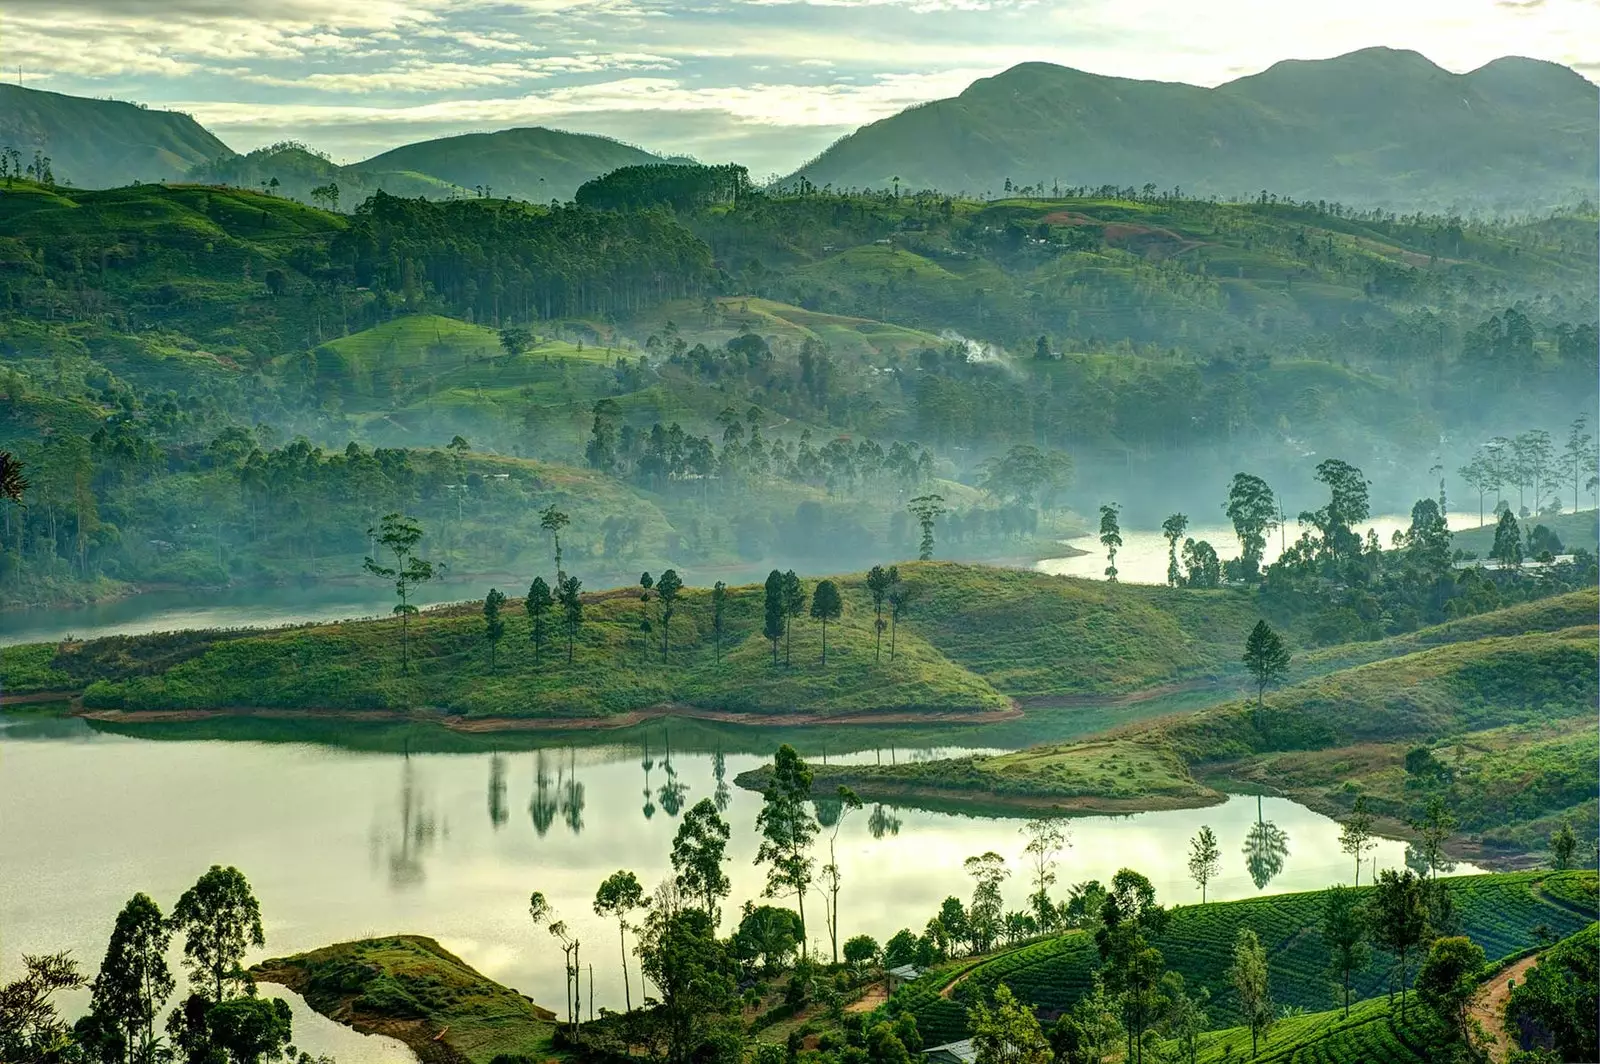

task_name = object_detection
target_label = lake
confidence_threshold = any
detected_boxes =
[0,717,1480,1061]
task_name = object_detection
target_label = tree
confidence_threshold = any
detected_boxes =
[1338,797,1377,886]
[865,565,895,663]
[1021,818,1068,930]
[968,983,1051,1064]
[634,887,740,1064]
[1242,621,1290,713]
[1518,429,1555,513]
[1505,926,1600,1062]
[169,866,265,1004]
[843,935,880,978]
[500,327,534,358]
[0,450,27,504]
[1181,539,1221,588]
[1225,474,1278,581]
[0,953,84,1064]
[1369,869,1427,1018]
[810,580,843,664]
[711,581,728,665]
[817,785,863,962]
[207,996,293,1064]
[1322,885,1370,1017]
[908,495,947,560]
[594,870,645,1012]
[1161,514,1188,586]
[558,575,583,663]
[782,570,807,666]
[539,505,570,582]
[1416,936,1485,1048]
[655,569,684,662]
[754,745,818,957]
[1228,928,1273,1057]
[529,892,581,1035]
[90,893,174,1064]
[965,852,1010,954]
[1551,820,1578,870]
[763,570,785,665]
[1187,827,1220,903]
[525,577,553,665]
[672,798,732,926]
[1491,509,1523,568]
[1307,459,1370,558]
[886,572,911,660]
[1098,503,1122,582]
[1161,971,1208,1064]
[483,588,506,669]
[1409,795,1457,884]
[1560,415,1596,512]
[363,513,435,673]
[1459,454,1492,527]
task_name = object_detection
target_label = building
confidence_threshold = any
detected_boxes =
[886,963,924,991]
[923,1039,977,1064]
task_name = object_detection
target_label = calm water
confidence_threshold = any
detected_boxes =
[1037,511,1482,584]
[0,719,1479,1060]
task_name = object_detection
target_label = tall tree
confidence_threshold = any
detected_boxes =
[1242,621,1290,714]
[1187,827,1220,903]
[763,570,785,666]
[817,785,863,963]
[810,580,843,665]
[1518,429,1555,513]
[754,745,818,957]
[168,866,265,1004]
[525,577,553,665]
[1098,503,1122,582]
[363,513,435,673]
[1491,508,1523,568]
[1161,514,1189,586]
[1021,817,1069,930]
[865,565,894,663]
[1409,795,1458,885]
[593,871,645,1012]
[1416,937,1487,1048]
[781,570,807,667]
[964,852,1010,954]
[1307,459,1370,559]
[1228,928,1273,1057]
[908,494,947,560]
[1369,869,1427,1019]
[672,798,732,926]
[558,575,583,663]
[1225,473,1278,581]
[528,892,581,1035]
[539,505,570,583]
[483,588,506,670]
[710,581,728,665]
[1322,885,1370,1019]
[90,893,174,1064]
[1550,819,1578,870]
[0,954,84,1064]
[1560,415,1596,513]
[1338,797,1377,886]
[968,984,1050,1064]
[0,451,27,504]
[886,573,911,660]
[1181,538,1221,588]
[655,569,683,662]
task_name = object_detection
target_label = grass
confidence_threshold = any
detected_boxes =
[1452,509,1597,558]
[888,871,1598,1043]
[251,935,556,1064]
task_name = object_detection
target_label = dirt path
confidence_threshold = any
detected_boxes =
[1472,954,1538,1062]
[847,985,887,1013]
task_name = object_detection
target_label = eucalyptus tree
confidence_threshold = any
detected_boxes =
[90,893,174,1064]
[525,577,553,664]
[672,798,732,926]
[558,575,583,663]
[1020,817,1069,930]
[529,891,581,1034]
[886,573,911,660]
[710,581,728,664]
[169,866,265,1004]
[655,569,684,661]
[1098,503,1122,582]
[1339,797,1377,886]
[908,494,947,560]
[363,513,435,673]
[1160,513,1188,586]
[865,565,895,662]
[1187,827,1220,903]
[754,745,818,956]
[763,570,785,665]
[816,786,863,962]
[781,571,807,666]
[593,871,645,1012]
[810,580,843,665]
[483,588,506,669]
[1225,473,1277,581]
[540,504,570,582]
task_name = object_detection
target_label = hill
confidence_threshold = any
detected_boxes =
[358,127,680,203]
[787,48,1598,211]
[890,870,1597,1044]
[0,84,232,188]
[186,144,457,206]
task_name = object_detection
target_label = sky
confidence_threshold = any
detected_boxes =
[6,0,1598,177]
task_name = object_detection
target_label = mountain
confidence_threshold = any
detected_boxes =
[786,48,1599,211]
[0,84,232,188]
[357,127,684,203]
[187,144,458,206]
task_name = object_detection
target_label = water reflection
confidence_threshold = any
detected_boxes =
[559,750,586,834]
[531,750,559,836]
[375,757,441,888]
[712,750,731,813]
[1242,795,1290,890]
[656,732,688,818]
[868,804,903,839]
[641,740,656,820]
[488,753,509,830]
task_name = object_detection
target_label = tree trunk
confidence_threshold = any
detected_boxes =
[618,922,631,1011]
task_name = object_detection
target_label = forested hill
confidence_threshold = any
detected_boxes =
[0,84,231,188]
[786,48,1599,212]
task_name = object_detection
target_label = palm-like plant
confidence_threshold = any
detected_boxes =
[0,451,26,504]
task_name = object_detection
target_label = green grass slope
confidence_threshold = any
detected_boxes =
[893,871,1597,1044]
[252,935,555,1064]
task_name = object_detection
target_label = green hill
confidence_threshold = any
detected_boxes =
[187,144,457,206]
[787,48,1598,211]
[358,127,679,203]
[0,84,232,188]
[892,871,1597,1044]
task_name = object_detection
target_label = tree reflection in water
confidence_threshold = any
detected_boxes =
[487,753,508,829]
[656,730,687,818]
[560,748,586,834]
[868,804,902,839]
[712,749,731,813]
[380,755,439,888]
[641,739,656,820]
[1242,795,1290,890]
[530,749,558,837]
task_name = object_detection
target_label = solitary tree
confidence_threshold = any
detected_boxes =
[1339,797,1377,886]
[1322,885,1370,1018]
[1225,474,1278,581]
[168,866,265,1004]
[1370,869,1427,1018]
[364,513,435,673]
[817,785,863,962]
[865,565,895,663]
[655,569,684,662]
[908,494,947,560]
[90,893,174,1064]
[483,588,506,669]
[1417,937,1487,1048]
[754,745,818,956]
[528,892,581,1035]
[1021,817,1069,930]
[1182,538,1221,588]
[1560,415,1597,512]
[525,577,553,665]
[1187,827,1221,903]
[1551,819,1578,869]
[782,570,807,666]
[711,581,728,665]
[1161,514,1189,586]
[1098,503,1122,581]
[810,580,843,664]
[558,575,583,663]
[886,573,911,660]
[540,505,570,582]
[1228,928,1273,1056]
[763,570,785,666]
[593,871,645,1012]
[964,852,1010,953]
[671,798,732,926]
[1491,509,1523,568]
[1242,621,1290,715]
